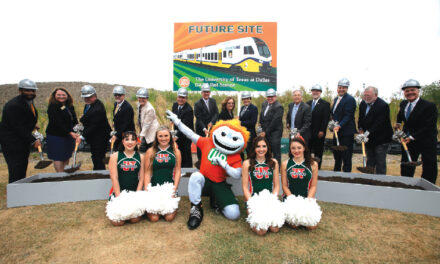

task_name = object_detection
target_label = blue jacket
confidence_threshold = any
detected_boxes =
[331,93,356,136]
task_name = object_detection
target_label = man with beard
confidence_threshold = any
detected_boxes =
[0,79,42,183]
[306,84,330,169]
[396,79,438,184]
[172,88,194,167]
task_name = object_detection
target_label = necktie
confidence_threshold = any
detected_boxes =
[311,100,316,111]
[240,106,248,117]
[264,104,271,116]
[333,97,341,113]
[30,103,36,117]
[291,104,298,128]
[205,99,209,112]
[406,102,412,120]
[178,105,183,116]
[138,106,142,126]
[114,104,120,115]
[84,104,90,114]
[365,103,371,115]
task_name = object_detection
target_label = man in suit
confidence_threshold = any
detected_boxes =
[172,88,194,168]
[306,84,330,169]
[239,91,258,157]
[111,85,135,150]
[286,89,312,144]
[396,79,438,184]
[194,83,218,161]
[332,78,357,172]
[259,88,284,165]
[0,79,41,183]
[80,85,112,170]
[357,86,393,174]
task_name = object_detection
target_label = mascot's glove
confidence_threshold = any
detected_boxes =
[212,157,241,179]
[166,110,181,126]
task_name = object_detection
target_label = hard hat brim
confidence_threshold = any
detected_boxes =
[81,93,95,98]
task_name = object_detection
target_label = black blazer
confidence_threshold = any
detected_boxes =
[358,97,393,146]
[397,98,438,143]
[80,99,111,142]
[331,93,357,136]
[0,95,38,147]
[307,98,330,138]
[239,103,258,139]
[113,100,135,139]
[46,103,78,137]
[218,109,234,121]
[194,98,218,135]
[286,101,312,141]
[172,102,194,142]
[259,100,284,137]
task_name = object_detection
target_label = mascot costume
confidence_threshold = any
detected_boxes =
[166,110,249,230]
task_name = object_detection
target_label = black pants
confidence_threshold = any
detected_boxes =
[333,135,354,172]
[177,138,193,168]
[308,136,325,169]
[139,138,153,153]
[1,142,30,183]
[401,140,438,184]
[113,138,122,152]
[366,143,389,175]
[89,138,108,170]
[268,134,281,165]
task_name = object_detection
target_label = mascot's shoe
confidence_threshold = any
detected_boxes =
[187,203,204,230]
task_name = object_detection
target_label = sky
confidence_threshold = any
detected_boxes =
[0,0,439,100]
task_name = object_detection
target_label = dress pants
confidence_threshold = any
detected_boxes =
[401,140,438,184]
[177,138,193,168]
[309,136,325,169]
[89,137,108,170]
[366,143,389,175]
[1,142,30,183]
[268,133,281,166]
[333,135,354,172]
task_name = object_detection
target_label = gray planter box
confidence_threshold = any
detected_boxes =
[7,169,440,217]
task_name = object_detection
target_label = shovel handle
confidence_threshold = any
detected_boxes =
[110,138,115,150]
[400,138,408,151]
[361,142,366,157]
[334,130,340,146]
[38,145,42,153]
[206,127,211,138]
[74,142,80,152]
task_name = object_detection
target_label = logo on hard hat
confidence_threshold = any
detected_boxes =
[179,77,190,88]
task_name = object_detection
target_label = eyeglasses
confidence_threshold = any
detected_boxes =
[227,102,235,105]
[114,94,123,97]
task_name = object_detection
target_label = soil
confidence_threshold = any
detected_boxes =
[32,173,109,182]
[319,176,425,190]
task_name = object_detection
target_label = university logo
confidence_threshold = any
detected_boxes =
[290,168,306,179]
[253,167,270,179]
[207,148,226,165]
[156,153,170,163]
[121,161,137,171]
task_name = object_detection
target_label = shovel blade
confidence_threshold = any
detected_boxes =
[34,160,53,169]
[64,162,82,173]
[401,161,423,167]
[357,166,375,174]
[331,146,348,151]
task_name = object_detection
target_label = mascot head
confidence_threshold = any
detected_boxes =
[209,119,250,155]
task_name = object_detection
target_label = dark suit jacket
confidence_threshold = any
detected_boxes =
[286,101,312,142]
[0,95,38,148]
[113,100,135,139]
[46,103,78,137]
[239,103,258,139]
[358,97,393,146]
[194,97,218,135]
[259,100,284,138]
[172,102,194,142]
[397,98,438,143]
[80,99,111,142]
[331,93,357,136]
[219,109,234,121]
[307,98,330,138]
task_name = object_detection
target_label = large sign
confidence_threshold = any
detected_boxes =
[173,22,277,91]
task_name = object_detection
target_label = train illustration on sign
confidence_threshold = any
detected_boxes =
[174,37,272,73]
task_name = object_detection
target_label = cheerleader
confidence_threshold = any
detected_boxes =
[281,137,319,230]
[108,131,145,226]
[144,126,182,222]
[242,136,281,235]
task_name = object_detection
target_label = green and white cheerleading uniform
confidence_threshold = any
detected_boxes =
[151,146,176,186]
[248,160,274,195]
[285,159,312,198]
[117,151,141,191]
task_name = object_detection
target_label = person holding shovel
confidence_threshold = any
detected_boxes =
[396,79,438,184]
[79,85,111,170]
[46,88,81,172]
[331,78,356,172]
[0,79,42,183]
[357,86,393,174]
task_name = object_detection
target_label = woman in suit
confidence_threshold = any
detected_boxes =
[46,88,81,172]
[136,88,160,152]
[218,96,235,121]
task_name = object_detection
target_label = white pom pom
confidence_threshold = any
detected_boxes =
[141,183,180,215]
[246,189,285,231]
[283,195,322,227]
[106,190,145,222]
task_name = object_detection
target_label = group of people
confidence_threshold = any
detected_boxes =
[0,77,437,232]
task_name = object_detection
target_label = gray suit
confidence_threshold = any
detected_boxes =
[286,102,312,143]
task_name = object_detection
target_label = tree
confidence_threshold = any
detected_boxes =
[421,81,440,124]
